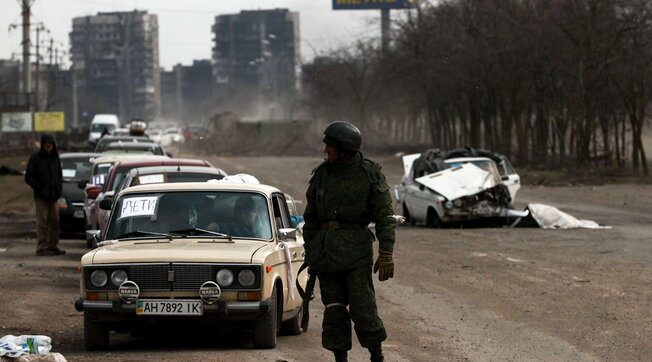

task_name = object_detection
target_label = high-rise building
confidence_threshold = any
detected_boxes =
[212,9,300,119]
[160,60,213,123]
[70,10,160,124]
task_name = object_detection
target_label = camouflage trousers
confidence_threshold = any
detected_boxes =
[317,265,387,351]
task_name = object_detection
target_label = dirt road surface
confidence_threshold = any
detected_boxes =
[0,155,650,361]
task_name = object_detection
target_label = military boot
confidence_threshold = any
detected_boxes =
[333,350,348,362]
[369,345,384,362]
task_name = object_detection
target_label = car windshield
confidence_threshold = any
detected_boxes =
[105,191,273,241]
[91,123,116,132]
[61,157,94,182]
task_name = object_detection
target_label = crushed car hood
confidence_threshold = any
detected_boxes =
[89,239,269,264]
[415,163,496,200]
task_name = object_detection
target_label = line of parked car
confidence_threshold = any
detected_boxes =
[60,129,308,351]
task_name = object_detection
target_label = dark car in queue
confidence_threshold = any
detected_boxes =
[87,158,216,246]
[100,141,166,156]
[94,136,150,153]
[115,165,227,194]
[59,153,101,234]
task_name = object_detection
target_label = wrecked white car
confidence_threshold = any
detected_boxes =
[395,148,526,227]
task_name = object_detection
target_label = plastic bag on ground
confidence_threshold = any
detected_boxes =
[0,335,51,357]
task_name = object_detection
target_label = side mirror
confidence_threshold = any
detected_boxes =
[85,185,101,199]
[99,199,113,210]
[77,180,88,189]
[166,152,173,158]
[501,175,509,181]
[278,228,296,241]
[86,230,101,248]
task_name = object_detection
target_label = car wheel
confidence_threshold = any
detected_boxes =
[280,304,303,335]
[253,285,278,349]
[426,208,442,228]
[84,311,109,350]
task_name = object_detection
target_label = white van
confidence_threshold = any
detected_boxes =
[88,114,120,146]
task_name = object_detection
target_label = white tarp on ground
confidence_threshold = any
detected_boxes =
[526,203,611,229]
[415,163,496,200]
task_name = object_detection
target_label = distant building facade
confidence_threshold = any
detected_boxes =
[160,60,213,124]
[212,9,300,119]
[70,10,160,124]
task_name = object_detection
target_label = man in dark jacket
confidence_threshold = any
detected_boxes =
[303,121,396,362]
[25,134,65,256]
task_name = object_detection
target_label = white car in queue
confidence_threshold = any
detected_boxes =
[76,182,308,350]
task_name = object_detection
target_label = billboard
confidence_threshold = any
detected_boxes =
[333,0,419,10]
[1,112,33,132]
[35,112,65,132]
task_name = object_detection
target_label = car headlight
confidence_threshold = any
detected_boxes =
[57,197,68,209]
[110,269,128,287]
[444,201,453,209]
[90,270,108,287]
[238,269,255,287]
[216,269,234,287]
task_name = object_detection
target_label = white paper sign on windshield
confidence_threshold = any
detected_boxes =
[120,196,158,219]
[92,174,106,185]
[62,169,76,178]
[138,174,165,184]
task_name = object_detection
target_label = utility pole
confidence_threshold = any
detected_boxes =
[381,8,390,53]
[34,23,46,111]
[21,0,33,95]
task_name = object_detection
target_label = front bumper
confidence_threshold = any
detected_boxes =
[75,298,271,316]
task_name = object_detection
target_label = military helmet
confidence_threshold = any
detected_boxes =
[323,121,362,153]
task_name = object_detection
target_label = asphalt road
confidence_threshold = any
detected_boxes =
[0,155,650,361]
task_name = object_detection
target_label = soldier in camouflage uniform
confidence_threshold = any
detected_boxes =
[303,121,396,362]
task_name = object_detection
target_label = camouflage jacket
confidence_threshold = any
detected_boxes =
[303,152,396,273]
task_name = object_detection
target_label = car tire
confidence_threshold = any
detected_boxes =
[280,304,303,335]
[426,208,442,228]
[253,286,278,349]
[84,311,109,350]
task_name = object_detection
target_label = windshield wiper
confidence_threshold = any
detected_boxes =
[117,230,173,241]
[168,227,232,241]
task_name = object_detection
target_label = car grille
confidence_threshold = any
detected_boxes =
[127,263,214,291]
[171,264,213,290]
[130,263,170,290]
[85,263,261,291]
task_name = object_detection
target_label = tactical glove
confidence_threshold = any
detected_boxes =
[373,249,394,281]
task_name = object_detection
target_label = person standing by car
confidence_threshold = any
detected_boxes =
[25,134,65,256]
[303,121,396,362]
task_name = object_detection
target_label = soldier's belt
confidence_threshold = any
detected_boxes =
[321,221,364,230]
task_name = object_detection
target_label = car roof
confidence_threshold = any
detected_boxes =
[119,182,281,198]
[445,157,494,163]
[114,158,211,168]
[105,141,159,148]
[125,165,225,176]
[60,152,102,159]
[91,155,169,166]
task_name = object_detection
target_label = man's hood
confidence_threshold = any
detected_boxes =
[39,133,59,156]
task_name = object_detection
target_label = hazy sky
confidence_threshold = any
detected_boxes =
[1,0,386,69]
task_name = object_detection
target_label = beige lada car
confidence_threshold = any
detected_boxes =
[75,182,308,350]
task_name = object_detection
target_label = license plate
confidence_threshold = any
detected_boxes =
[136,299,203,316]
[73,210,84,218]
